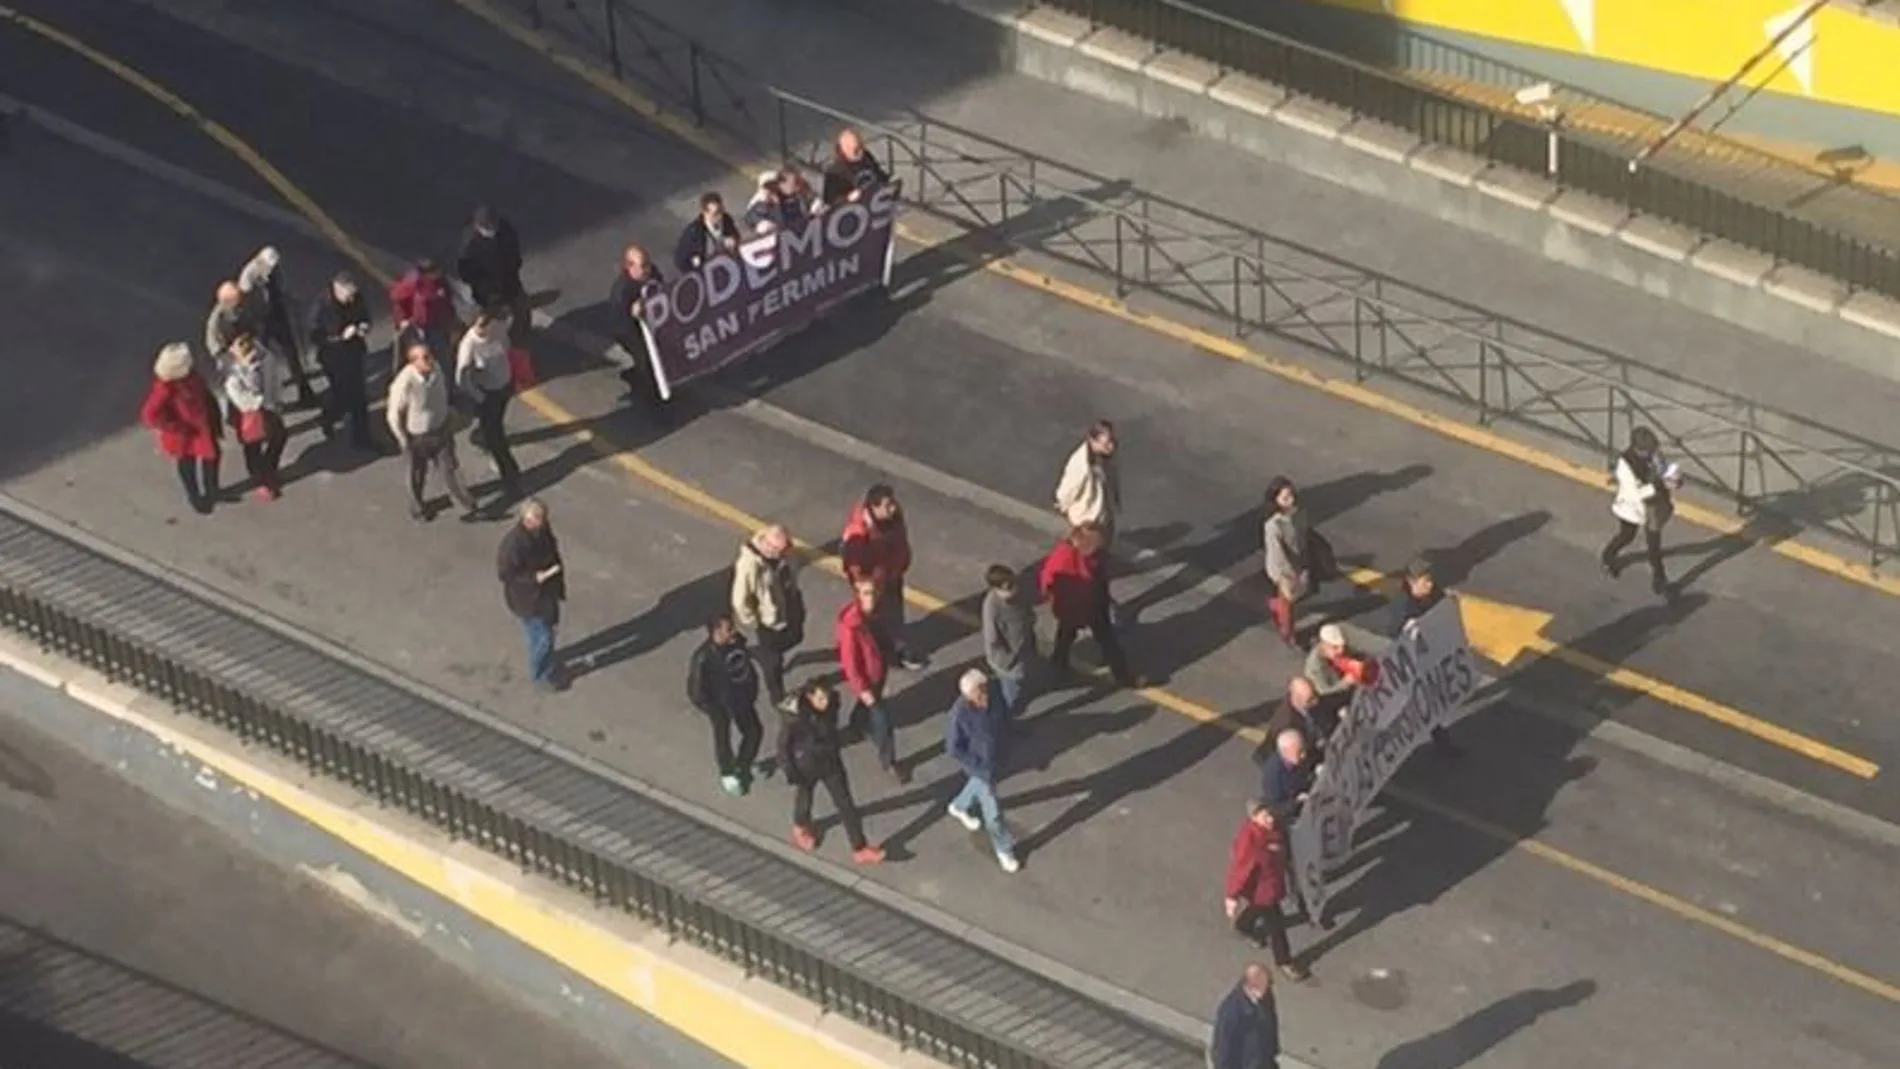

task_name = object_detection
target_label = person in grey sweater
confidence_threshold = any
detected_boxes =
[387,340,478,522]
[981,564,1036,719]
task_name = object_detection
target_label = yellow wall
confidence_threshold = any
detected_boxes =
[1316,0,1900,118]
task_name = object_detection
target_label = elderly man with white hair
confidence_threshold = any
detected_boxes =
[237,246,315,410]
[944,668,1019,873]
[731,524,806,712]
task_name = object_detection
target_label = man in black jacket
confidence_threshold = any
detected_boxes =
[1210,964,1280,1069]
[780,682,884,864]
[687,613,768,796]
[672,193,741,274]
[1387,555,1462,758]
[496,499,565,691]
[456,205,530,343]
[308,272,375,451]
[608,243,666,408]
[821,128,891,207]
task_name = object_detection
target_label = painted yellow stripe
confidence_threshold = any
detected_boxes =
[13,0,1898,1012]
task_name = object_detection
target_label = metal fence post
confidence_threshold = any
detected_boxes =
[688,42,706,126]
[601,0,622,79]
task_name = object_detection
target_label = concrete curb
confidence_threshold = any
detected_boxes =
[903,0,1900,382]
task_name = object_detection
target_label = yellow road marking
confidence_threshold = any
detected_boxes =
[12,0,1899,1011]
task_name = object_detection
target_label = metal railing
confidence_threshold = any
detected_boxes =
[1028,0,1900,300]
[515,0,1900,567]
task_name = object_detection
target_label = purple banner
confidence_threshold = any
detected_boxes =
[639,182,901,399]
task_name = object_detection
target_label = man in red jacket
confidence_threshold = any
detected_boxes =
[388,258,458,375]
[841,484,927,670]
[836,578,906,782]
[1225,799,1309,981]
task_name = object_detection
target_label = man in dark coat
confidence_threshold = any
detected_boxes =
[456,205,530,343]
[687,614,768,796]
[672,192,742,274]
[308,271,376,451]
[1387,555,1463,757]
[1210,963,1281,1069]
[780,682,884,865]
[496,498,565,690]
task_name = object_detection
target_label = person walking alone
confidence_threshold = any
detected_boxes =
[1039,523,1140,689]
[836,578,905,783]
[1263,476,1334,647]
[387,341,480,522]
[497,499,565,691]
[237,246,315,410]
[139,342,223,515]
[308,271,375,452]
[1224,800,1309,981]
[455,309,522,498]
[945,670,1021,874]
[215,334,288,501]
[1601,426,1680,597]
[980,564,1036,719]
[687,614,769,795]
[780,681,884,864]
[841,484,926,670]
[1210,964,1281,1069]
[731,524,805,713]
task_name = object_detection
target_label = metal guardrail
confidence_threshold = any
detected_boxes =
[0,506,1206,1069]
[1030,0,1900,301]
[517,0,1900,567]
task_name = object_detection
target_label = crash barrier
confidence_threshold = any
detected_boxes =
[516,0,1900,569]
[0,504,1205,1069]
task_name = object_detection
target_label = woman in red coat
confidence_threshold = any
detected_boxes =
[1224,799,1309,980]
[139,342,223,515]
[1037,522,1138,688]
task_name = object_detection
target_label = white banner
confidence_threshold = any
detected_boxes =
[1289,598,1477,918]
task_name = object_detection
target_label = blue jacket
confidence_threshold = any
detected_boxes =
[1259,755,1314,826]
[946,695,1000,783]
[1211,984,1280,1069]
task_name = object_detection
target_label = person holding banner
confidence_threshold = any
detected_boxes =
[672,192,742,274]
[608,244,666,408]
[821,128,891,207]
[1223,800,1309,981]
[744,166,818,235]
[1387,556,1464,757]
[1304,623,1377,715]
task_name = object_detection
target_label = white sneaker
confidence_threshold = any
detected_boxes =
[946,803,981,832]
[997,852,1021,874]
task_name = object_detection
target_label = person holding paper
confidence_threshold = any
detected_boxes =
[1601,425,1681,597]
[497,498,566,692]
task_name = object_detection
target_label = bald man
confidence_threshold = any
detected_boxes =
[204,281,254,363]
[732,524,806,711]
[1210,963,1280,1069]
[1262,675,1333,765]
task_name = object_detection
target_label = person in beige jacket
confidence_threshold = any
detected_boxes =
[387,341,478,522]
[731,524,806,712]
[1054,420,1122,615]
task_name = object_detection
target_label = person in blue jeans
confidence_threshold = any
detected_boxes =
[496,499,565,691]
[945,669,1020,874]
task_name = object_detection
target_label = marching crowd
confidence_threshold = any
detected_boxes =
[137,124,1692,1069]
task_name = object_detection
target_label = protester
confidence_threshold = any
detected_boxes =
[496,498,565,691]
[1262,676,1330,764]
[1054,420,1120,543]
[139,342,223,515]
[389,258,457,374]
[1263,475,1334,648]
[980,564,1035,719]
[1258,728,1314,828]
[1039,522,1140,689]
[821,128,891,206]
[840,484,926,670]
[780,681,884,864]
[731,524,806,713]
[835,578,905,783]
[673,192,743,274]
[237,246,315,410]
[686,613,769,795]
[743,167,817,235]
[1601,426,1680,597]
[607,244,666,406]
[455,309,522,497]
[1224,800,1309,981]
[945,669,1021,873]
[1303,622,1378,717]
[1388,556,1463,757]
[203,281,255,378]
[387,340,479,522]
[1210,963,1281,1069]
[456,206,530,343]
[307,271,375,451]
[215,333,288,501]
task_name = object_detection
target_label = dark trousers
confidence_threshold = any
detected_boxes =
[404,429,476,513]
[753,626,799,705]
[173,456,221,513]
[317,348,371,445]
[471,386,521,488]
[1602,520,1667,583]
[847,694,897,770]
[264,312,313,405]
[707,700,763,777]
[1051,602,1131,682]
[1235,903,1294,966]
[235,411,287,489]
[793,769,868,850]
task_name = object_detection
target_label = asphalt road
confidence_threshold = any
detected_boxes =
[0,696,632,1069]
[0,2,1897,1069]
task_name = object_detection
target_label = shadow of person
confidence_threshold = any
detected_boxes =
[1374,980,1598,1069]
[556,565,735,681]
[1425,510,1552,588]
[1660,470,1877,593]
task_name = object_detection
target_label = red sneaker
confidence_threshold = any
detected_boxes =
[791,825,817,852]
[253,485,279,502]
[850,844,885,865]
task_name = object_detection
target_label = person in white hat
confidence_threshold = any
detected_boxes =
[1303,622,1376,718]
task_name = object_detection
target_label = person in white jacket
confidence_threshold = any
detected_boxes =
[216,333,288,501]
[1600,426,1681,596]
[1054,420,1122,615]
[455,309,521,496]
